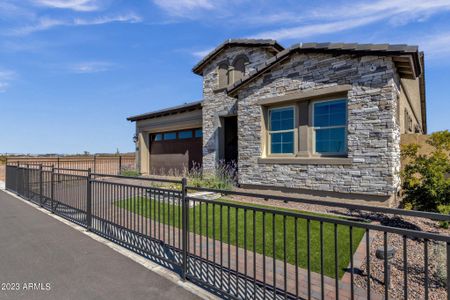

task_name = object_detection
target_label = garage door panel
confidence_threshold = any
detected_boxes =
[150,153,189,174]
[149,129,202,175]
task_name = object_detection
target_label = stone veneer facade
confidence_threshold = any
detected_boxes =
[201,48,402,198]
[201,46,276,171]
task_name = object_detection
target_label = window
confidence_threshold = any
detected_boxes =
[268,107,295,154]
[151,129,202,142]
[230,55,248,84]
[163,132,177,140]
[195,129,203,138]
[313,99,347,155]
[179,130,193,139]
[217,62,229,89]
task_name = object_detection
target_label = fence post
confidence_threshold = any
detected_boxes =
[50,165,55,213]
[57,156,60,182]
[15,162,19,195]
[93,155,97,174]
[181,177,188,281]
[118,155,122,175]
[25,164,29,199]
[86,168,92,231]
[447,242,450,300]
[39,164,43,207]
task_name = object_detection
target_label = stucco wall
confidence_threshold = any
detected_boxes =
[235,53,401,196]
[135,109,202,175]
[399,77,422,134]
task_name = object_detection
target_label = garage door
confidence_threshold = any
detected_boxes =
[149,128,202,175]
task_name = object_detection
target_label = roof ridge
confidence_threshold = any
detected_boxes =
[127,100,203,122]
[226,41,422,96]
[192,38,284,75]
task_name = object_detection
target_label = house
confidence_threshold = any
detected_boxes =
[127,39,426,205]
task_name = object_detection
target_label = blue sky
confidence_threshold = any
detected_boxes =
[0,0,449,154]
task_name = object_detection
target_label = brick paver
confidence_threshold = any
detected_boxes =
[22,183,383,300]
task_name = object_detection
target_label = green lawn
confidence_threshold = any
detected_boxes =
[115,197,365,278]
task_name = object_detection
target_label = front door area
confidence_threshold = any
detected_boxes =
[221,116,238,165]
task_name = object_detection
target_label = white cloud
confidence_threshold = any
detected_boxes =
[73,13,141,25]
[192,48,213,58]
[152,0,215,17]
[0,69,17,92]
[253,0,450,41]
[32,0,101,12]
[9,13,142,35]
[418,32,450,58]
[69,61,114,73]
[253,16,382,40]
[317,0,450,20]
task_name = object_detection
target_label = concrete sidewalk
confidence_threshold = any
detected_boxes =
[0,189,202,300]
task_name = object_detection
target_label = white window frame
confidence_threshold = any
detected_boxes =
[267,105,297,156]
[312,98,348,156]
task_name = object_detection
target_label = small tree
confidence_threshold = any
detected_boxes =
[401,130,450,213]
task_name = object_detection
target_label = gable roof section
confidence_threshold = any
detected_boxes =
[226,42,423,96]
[127,100,203,122]
[192,39,284,75]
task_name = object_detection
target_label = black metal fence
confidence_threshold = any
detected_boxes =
[5,164,450,300]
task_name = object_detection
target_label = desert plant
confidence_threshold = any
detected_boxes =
[437,204,450,228]
[401,130,450,212]
[432,242,448,287]
[120,168,140,177]
[187,160,238,190]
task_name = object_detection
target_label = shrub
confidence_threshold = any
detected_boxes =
[120,168,140,177]
[401,130,450,212]
[187,160,237,190]
[437,204,450,228]
[432,242,448,287]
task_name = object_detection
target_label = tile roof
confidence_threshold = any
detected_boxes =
[226,42,422,96]
[127,100,203,122]
[192,39,284,75]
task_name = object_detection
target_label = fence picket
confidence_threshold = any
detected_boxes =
[4,163,450,300]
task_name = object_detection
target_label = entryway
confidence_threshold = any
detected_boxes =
[220,116,238,164]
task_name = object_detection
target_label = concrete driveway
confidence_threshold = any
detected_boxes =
[0,189,202,300]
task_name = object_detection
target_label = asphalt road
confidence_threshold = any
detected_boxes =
[0,190,202,300]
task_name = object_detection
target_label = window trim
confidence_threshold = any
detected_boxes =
[311,98,348,157]
[267,105,297,156]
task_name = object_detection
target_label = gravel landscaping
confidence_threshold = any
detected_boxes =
[88,176,449,299]
[354,216,448,300]
[225,191,448,300]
